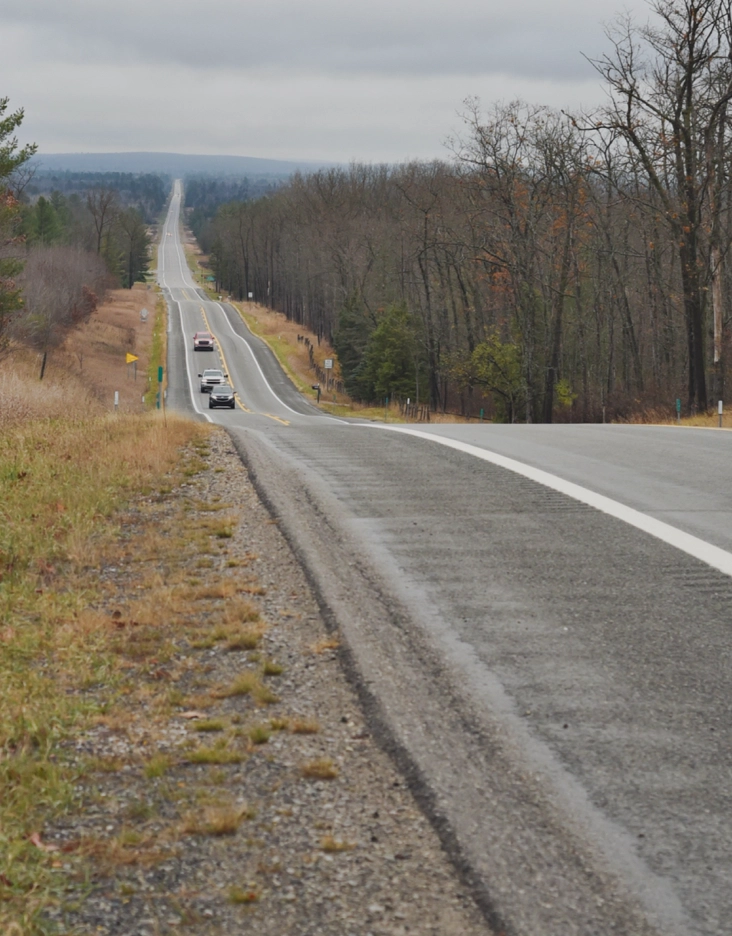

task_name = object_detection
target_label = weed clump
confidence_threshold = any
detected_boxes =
[192,719,225,733]
[228,885,259,904]
[144,754,172,779]
[181,803,253,837]
[290,718,320,735]
[188,745,243,766]
[321,835,355,852]
[248,724,271,745]
[301,759,339,780]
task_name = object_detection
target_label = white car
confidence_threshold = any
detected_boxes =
[199,368,227,392]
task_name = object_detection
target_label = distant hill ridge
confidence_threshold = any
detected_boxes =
[29,152,333,177]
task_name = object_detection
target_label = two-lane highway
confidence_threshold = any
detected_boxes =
[159,185,732,936]
[158,181,334,429]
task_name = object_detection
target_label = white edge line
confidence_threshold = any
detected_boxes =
[177,297,212,423]
[159,186,212,423]
[214,303,302,416]
[216,307,349,424]
[368,424,732,578]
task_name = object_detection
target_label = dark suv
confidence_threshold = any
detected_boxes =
[209,384,236,409]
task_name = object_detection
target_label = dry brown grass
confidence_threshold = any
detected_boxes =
[219,672,260,698]
[225,628,264,651]
[290,718,320,735]
[321,835,356,852]
[0,357,103,429]
[0,282,159,427]
[310,637,340,654]
[221,597,262,625]
[180,803,254,837]
[184,579,239,601]
[72,833,169,871]
[300,758,339,781]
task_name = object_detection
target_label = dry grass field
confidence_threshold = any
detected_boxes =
[0,283,198,934]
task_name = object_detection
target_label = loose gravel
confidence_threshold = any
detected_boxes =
[44,428,492,936]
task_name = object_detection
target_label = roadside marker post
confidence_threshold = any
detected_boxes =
[480,408,484,422]
[126,352,139,381]
[158,366,167,426]
[719,400,723,428]
[114,390,119,412]
[676,398,681,423]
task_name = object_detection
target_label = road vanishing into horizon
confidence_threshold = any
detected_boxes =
[159,182,732,936]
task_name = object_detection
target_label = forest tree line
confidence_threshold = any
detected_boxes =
[190,0,732,422]
[19,171,165,289]
[1,137,165,371]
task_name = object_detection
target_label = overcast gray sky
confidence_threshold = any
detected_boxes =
[1,0,651,163]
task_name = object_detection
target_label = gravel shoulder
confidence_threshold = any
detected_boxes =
[46,427,491,936]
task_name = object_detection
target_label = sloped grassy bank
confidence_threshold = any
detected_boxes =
[0,411,205,934]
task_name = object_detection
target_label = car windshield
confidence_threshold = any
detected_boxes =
[196,333,212,339]
[203,370,223,377]
[214,385,232,393]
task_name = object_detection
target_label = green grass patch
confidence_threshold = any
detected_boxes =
[188,747,244,766]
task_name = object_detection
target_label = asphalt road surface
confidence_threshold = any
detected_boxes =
[160,184,732,936]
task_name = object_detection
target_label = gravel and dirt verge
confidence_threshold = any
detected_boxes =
[44,427,492,936]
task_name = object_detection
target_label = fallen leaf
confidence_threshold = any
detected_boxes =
[29,833,60,852]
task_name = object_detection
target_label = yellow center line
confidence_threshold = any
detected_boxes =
[199,308,251,413]
[198,307,289,425]
[181,289,191,300]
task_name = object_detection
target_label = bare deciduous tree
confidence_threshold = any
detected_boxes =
[13,246,108,377]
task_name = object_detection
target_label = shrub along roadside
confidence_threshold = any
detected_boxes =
[0,411,205,934]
